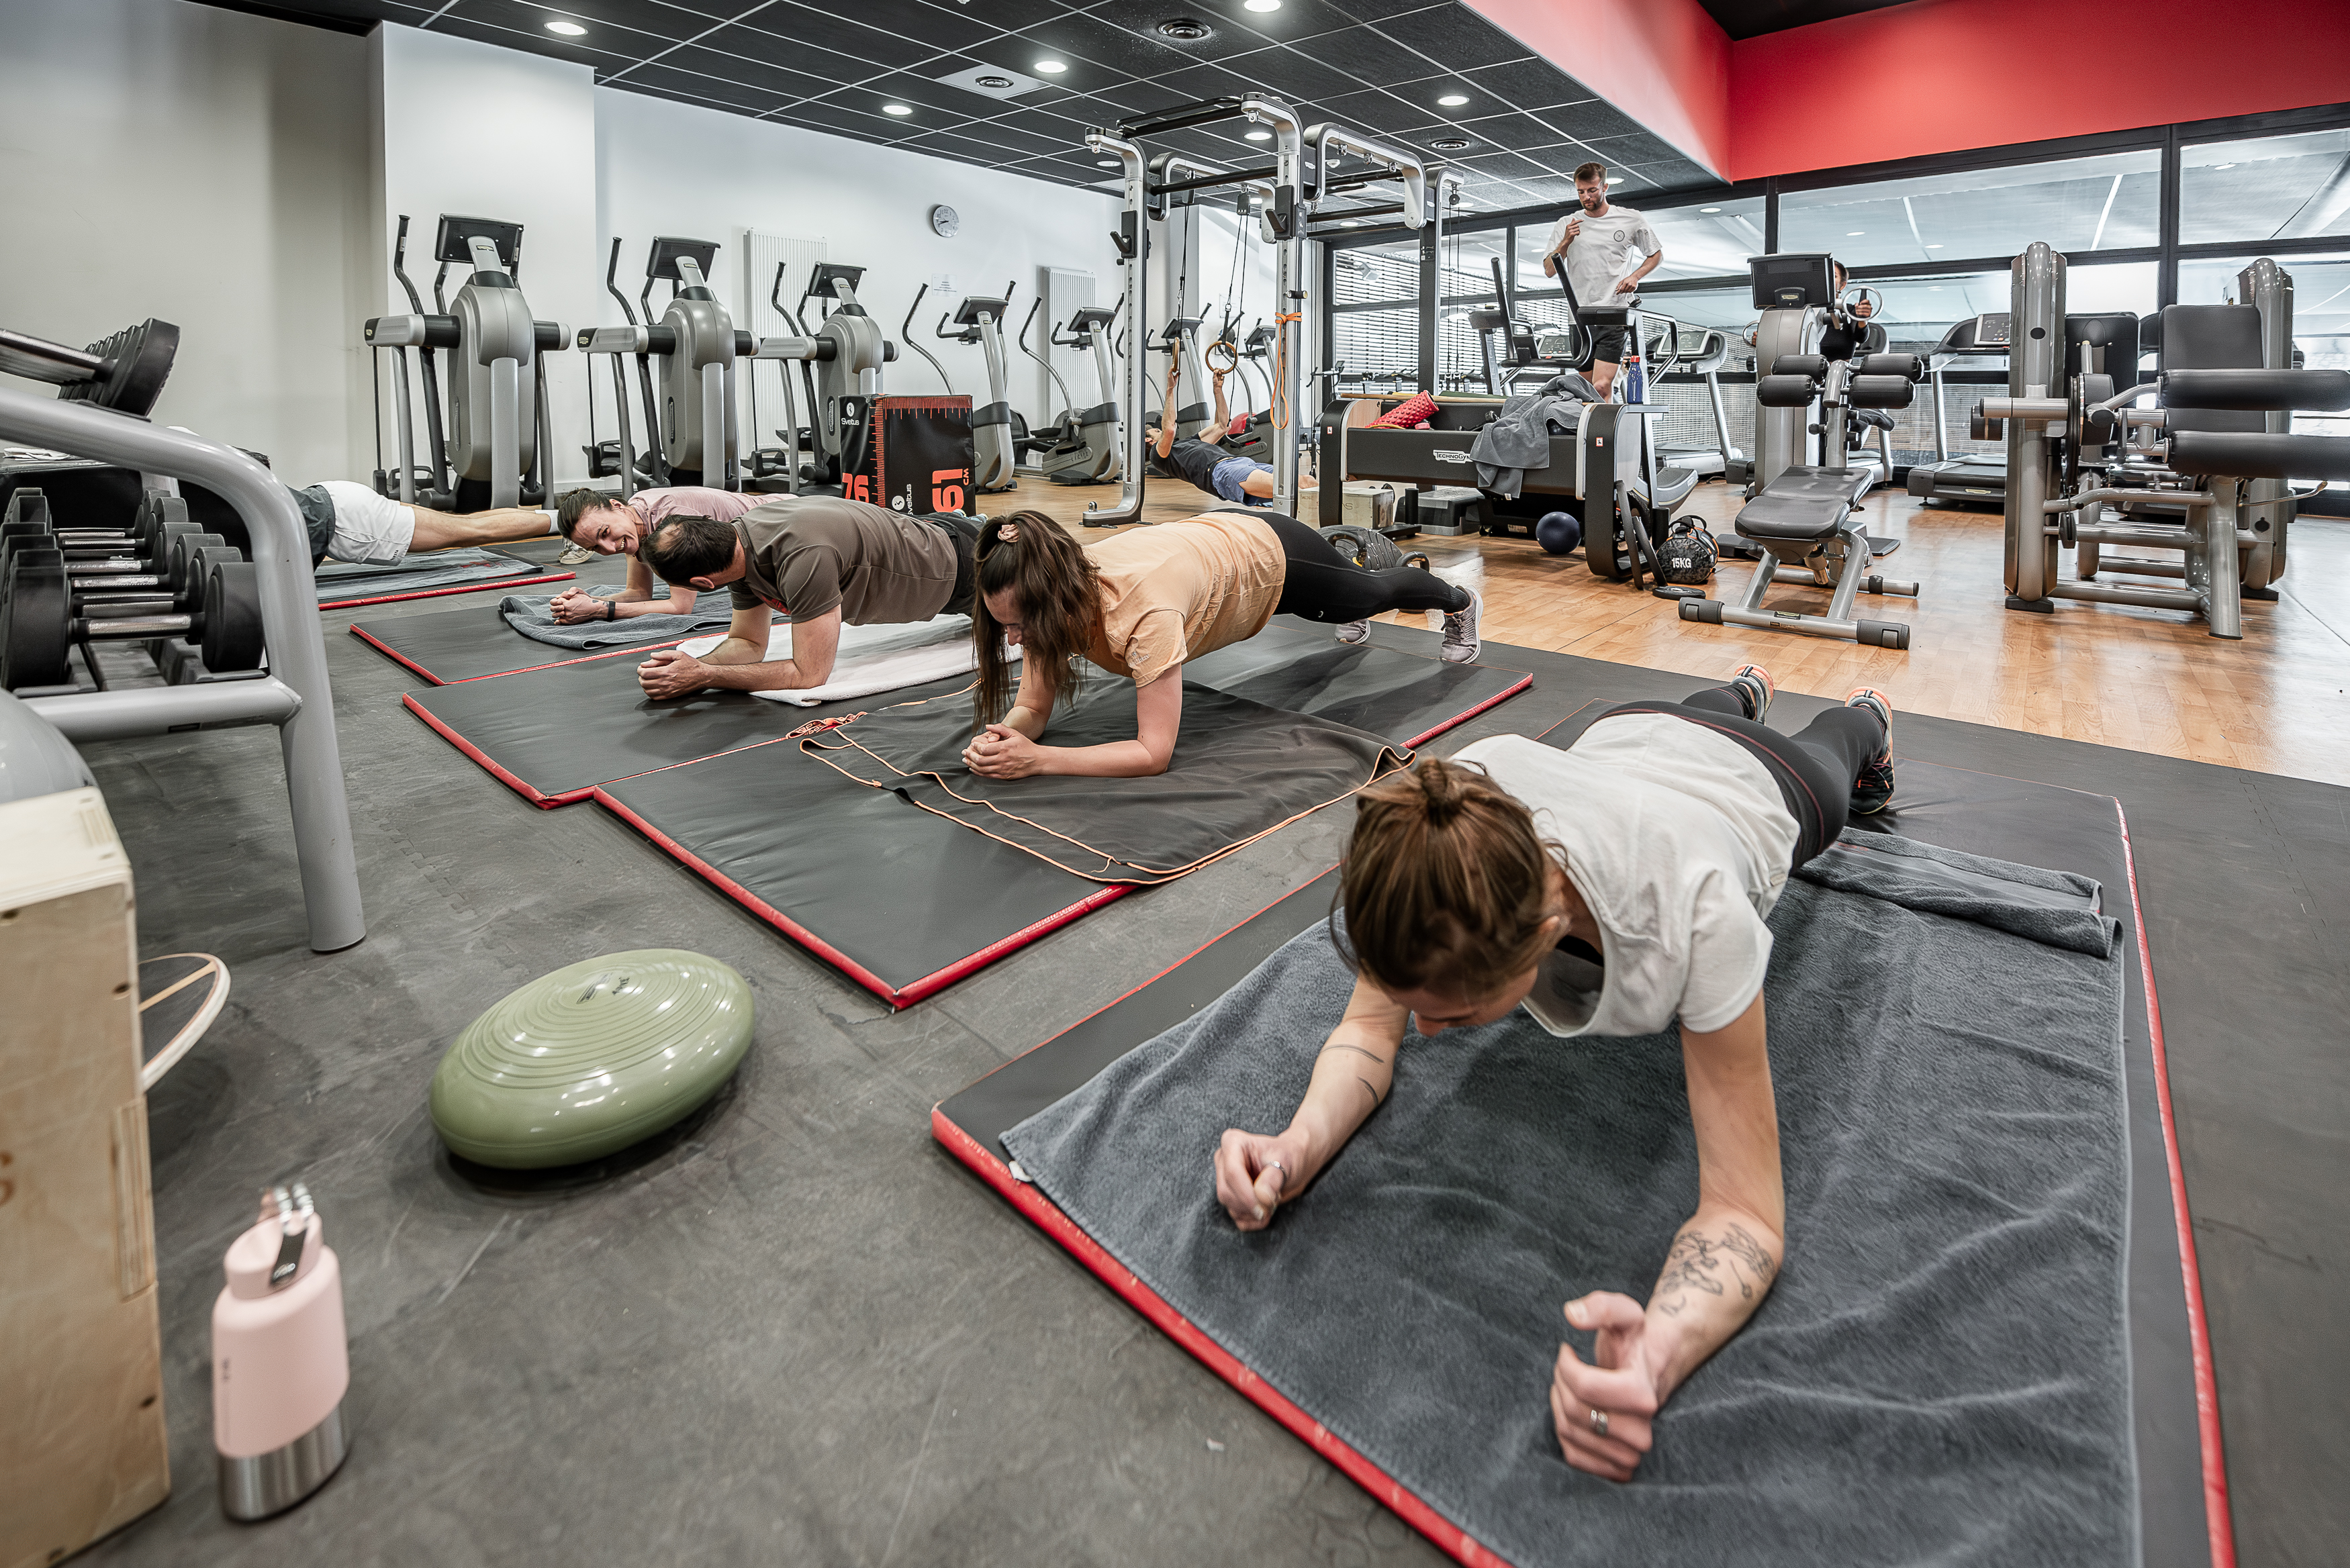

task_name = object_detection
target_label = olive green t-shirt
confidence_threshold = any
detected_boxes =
[728,495,959,624]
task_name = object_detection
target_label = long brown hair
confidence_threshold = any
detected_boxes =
[1335,756,1563,998]
[973,510,1098,725]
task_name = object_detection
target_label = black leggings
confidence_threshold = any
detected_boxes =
[1597,688,1887,868]
[1262,514,1471,623]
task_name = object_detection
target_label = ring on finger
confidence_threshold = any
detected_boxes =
[1589,1406,1609,1438]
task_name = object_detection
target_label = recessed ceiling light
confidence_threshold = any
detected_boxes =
[1245,0,1281,10]
[1925,242,1942,248]
[1431,138,1468,152]
[1699,206,1721,213]
[883,103,913,115]
[1846,230,1864,236]
[1158,17,1213,40]
[1244,129,1271,142]
[545,18,587,35]
[1929,286,1942,291]
[1096,158,1119,167]
[1437,93,1468,107]
[2212,162,2236,170]
[976,75,1013,89]
[1035,58,1067,73]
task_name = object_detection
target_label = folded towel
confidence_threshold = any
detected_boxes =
[675,615,1019,707]
[498,589,741,650]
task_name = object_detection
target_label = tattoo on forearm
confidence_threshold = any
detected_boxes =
[1318,1042,1387,1067]
[1652,1224,1777,1318]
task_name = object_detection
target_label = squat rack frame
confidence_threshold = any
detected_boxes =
[1083,95,1433,523]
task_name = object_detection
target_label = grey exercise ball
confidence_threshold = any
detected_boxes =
[0,691,94,803]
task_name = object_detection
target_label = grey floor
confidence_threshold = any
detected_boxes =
[76,571,2347,1567]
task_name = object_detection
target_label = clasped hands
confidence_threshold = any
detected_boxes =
[1213,1124,1671,1483]
[549,587,613,625]
[963,722,1043,779]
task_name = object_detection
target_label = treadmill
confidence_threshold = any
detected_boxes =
[1653,324,1742,479]
[1905,312,2011,507]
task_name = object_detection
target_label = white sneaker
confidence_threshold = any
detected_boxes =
[1435,587,1482,665]
[1334,620,1372,645]
[557,542,593,565]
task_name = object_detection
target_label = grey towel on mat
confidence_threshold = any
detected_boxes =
[498,590,741,650]
[312,548,540,602]
[1004,832,2134,1567]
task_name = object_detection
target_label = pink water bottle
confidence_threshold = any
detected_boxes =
[211,1182,350,1519]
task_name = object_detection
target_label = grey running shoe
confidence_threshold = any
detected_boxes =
[1436,587,1482,665]
[1335,620,1372,645]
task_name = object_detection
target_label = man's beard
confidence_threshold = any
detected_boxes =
[1580,192,1605,213]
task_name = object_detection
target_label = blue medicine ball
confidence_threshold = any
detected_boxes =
[1536,511,1582,556]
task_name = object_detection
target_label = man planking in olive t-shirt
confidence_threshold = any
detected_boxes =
[631,494,980,699]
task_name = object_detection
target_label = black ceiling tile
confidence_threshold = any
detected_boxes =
[660,43,843,97]
[818,70,999,117]
[1518,98,1642,144]
[985,102,1102,140]
[739,13,949,72]
[425,13,641,68]
[1367,6,1528,69]
[1295,27,1440,85]
[1222,47,1363,104]
[1013,13,1202,79]
[1429,111,1574,154]
[767,0,1004,54]
[1450,148,1548,181]
[891,128,1027,164]
[1078,0,1277,53]
[1317,0,1448,20]
[1032,91,1139,128]
[453,0,719,44]
[1082,77,1198,115]
[1457,56,1592,111]
[939,0,1068,30]
[620,60,796,111]
[1579,129,1690,167]
[1136,60,1250,103]
[774,98,903,138]
[949,116,1078,156]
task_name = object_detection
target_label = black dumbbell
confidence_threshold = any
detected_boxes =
[1,548,263,691]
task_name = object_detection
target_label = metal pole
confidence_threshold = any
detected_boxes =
[2005,242,2063,607]
[1086,130,1152,525]
[0,387,363,952]
[1243,96,1307,518]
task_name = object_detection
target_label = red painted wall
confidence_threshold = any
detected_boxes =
[1467,0,1732,178]
[1730,0,2350,181]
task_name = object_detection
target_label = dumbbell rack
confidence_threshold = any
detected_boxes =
[0,385,363,952]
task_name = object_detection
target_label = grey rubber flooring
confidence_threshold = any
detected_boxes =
[72,593,2346,1568]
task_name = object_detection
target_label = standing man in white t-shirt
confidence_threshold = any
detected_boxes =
[1538,162,1664,399]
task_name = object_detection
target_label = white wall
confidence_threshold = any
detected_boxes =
[0,0,373,483]
[371,23,601,493]
[594,87,1121,464]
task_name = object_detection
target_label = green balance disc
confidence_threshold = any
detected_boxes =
[429,950,753,1169]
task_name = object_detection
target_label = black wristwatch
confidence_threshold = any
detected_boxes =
[605,599,618,622]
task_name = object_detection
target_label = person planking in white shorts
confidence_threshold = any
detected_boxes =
[285,480,561,568]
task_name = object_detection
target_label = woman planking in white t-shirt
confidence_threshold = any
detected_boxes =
[1211,663,1895,1481]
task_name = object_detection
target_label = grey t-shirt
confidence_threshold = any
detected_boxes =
[728,495,959,625]
[1542,204,1661,312]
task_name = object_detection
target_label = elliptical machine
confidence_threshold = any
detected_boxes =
[1038,305,1123,485]
[751,264,896,491]
[577,238,753,491]
[933,282,1019,492]
[364,215,568,511]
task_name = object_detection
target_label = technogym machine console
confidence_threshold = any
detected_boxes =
[364,215,568,511]
[577,238,753,493]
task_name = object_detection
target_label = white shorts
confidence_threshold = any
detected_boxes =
[316,480,416,565]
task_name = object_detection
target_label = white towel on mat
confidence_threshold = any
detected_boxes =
[675,614,1016,707]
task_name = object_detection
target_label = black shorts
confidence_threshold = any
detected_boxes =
[1587,326,1628,366]
[923,511,979,616]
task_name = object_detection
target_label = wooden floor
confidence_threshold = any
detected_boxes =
[996,477,2350,788]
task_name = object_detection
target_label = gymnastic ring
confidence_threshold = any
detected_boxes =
[1204,338,1239,375]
